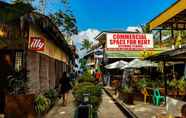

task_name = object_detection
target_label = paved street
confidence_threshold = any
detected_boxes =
[45,91,75,118]
[45,90,126,118]
[98,91,126,118]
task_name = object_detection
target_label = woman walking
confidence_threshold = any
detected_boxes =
[59,72,72,106]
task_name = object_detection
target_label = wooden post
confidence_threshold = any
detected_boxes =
[171,27,174,49]
[159,30,162,47]
[163,60,167,105]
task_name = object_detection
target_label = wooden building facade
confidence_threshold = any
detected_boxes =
[0,1,74,95]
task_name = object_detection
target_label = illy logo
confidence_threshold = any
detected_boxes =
[29,37,45,51]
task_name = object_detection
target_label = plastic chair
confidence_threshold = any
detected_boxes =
[152,88,165,106]
[141,88,150,104]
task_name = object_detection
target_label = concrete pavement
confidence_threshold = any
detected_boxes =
[45,91,75,118]
[98,91,127,118]
[45,89,127,118]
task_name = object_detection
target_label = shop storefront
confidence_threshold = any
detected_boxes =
[0,1,74,116]
[146,0,186,113]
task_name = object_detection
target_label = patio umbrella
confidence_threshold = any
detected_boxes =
[121,59,158,69]
[105,60,128,69]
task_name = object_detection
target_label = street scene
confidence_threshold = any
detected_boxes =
[0,0,186,118]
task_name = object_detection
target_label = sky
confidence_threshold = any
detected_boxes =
[3,0,177,57]
[70,0,177,31]
[4,0,177,31]
[44,0,177,31]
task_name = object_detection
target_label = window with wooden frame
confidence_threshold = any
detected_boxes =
[15,51,24,72]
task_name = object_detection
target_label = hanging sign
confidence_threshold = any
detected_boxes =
[94,49,103,58]
[106,33,153,51]
[29,36,45,51]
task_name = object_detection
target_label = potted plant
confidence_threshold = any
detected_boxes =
[44,89,58,108]
[137,78,148,92]
[121,85,134,104]
[78,70,95,83]
[34,95,50,118]
[73,82,102,118]
[167,79,178,97]
[177,78,186,95]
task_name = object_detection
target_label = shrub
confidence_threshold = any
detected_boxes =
[78,70,95,83]
[7,69,28,95]
[168,79,177,90]
[121,85,133,94]
[34,95,50,113]
[44,89,58,105]
[177,79,186,93]
[136,79,148,91]
[73,82,102,110]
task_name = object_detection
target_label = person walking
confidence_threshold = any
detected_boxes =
[59,72,72,106]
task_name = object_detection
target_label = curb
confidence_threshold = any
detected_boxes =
[103,88,138,118]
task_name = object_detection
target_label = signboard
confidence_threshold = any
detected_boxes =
[94,49,103,58]
[106,33,153,51]
[29,37,45,51]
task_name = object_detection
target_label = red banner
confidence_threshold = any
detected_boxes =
[29,37,45,51]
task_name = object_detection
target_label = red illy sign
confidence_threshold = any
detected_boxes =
[29,37,45,51]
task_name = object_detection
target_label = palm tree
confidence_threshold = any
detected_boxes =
[81,39,92,50]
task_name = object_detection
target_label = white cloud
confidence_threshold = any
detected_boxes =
[72,29,100,58]
[126,26,142,32]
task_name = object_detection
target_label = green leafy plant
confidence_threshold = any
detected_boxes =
[73,82,102,110]
[7,69,28,95]
[121,85,134,104]
[121,85,133,94]
[168,79,177,90]
[44,89,58,106]
[177,78,186,93]
[78,70,94,83]
[34,95,50,113]
[137,79,148,91]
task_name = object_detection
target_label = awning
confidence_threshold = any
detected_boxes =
[146,46,186,61]
[149,0,186,30]
[105,60,128,69]
[121,59,157,69]
[105,49,167,58]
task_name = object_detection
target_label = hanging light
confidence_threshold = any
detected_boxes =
[0,26,7,38]
[0,29,5,37]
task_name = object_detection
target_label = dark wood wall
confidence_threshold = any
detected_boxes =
[27,51,69,94]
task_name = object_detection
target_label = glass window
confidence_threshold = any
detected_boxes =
[15,51,23,71]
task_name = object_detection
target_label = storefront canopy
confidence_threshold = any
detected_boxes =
[148,0,186,30]
[105,60,128,69]
[105,49,167,59]
[121,58,157,69]
[147,46,186,61]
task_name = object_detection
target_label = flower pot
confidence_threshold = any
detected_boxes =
[119,91,134,105]
[126,93,134,105]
